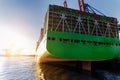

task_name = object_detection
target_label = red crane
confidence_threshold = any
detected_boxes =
[78,0,85,12]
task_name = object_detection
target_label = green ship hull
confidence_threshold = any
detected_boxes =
[47,31,120,60]
[36,30,120,62]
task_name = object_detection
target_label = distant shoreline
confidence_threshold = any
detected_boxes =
[0,55,36,57]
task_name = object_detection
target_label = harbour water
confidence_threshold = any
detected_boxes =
[0,56,35,80]
[0,56,120,80]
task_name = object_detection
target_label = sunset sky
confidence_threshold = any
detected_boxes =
[0,0,120,55]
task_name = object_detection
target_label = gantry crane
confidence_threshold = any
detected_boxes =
[64,0,105,15]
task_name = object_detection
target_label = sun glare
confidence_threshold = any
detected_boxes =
[0,25,35,55]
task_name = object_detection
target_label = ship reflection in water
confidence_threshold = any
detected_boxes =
[36,61,95,80]
[36,61,120,80]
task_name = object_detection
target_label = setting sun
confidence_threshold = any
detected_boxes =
[0,24,35,55]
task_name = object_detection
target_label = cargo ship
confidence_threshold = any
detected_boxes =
[36,0,120,64]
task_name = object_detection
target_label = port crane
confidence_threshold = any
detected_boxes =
[64,0,105,15]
